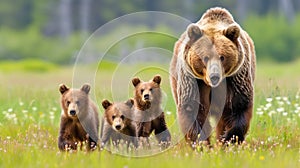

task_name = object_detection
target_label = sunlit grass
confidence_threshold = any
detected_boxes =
[0,61,300,167]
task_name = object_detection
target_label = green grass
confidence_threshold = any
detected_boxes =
[0,59,58,72]
[0,60,299,168]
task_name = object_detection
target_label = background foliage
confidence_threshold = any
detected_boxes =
[0,0,299,64]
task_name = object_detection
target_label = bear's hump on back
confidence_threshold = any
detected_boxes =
[199,7,235,26]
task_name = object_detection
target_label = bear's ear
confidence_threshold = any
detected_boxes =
[125,98,134,108]
[59,84,69,94]
[187,23,202,42]
[102,99,112,109]
[80,83,90,94]
[152,75,161,85]
[132,77,141,87]
[224,24,240,42]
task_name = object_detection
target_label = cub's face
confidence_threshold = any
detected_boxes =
[185,23,242,87]
[132,75,161,103]
[59,84,90,118]
[102,99,134,132]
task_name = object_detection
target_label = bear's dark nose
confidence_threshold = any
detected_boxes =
[144,94,150,100]
[210,74,220,86]
[115,125,121,130]
[70,110,76,116]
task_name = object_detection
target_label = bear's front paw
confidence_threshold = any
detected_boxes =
[90,141,97,151]
[59,141,74,151]
[99,142,106,151]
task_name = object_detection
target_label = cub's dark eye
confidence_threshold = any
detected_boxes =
[75,101,80,105]
[112,115,116,120]
[220,56,225,62]
[204,56,209,63]
[150,88,153,92]
[120,115,125,120]
[66,101,71,106]
[141,89,144,94]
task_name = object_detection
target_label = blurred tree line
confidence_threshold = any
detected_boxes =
[0,0,299,64]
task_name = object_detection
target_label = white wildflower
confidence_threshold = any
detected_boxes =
[266,98,273,102]
[19,101,24,106]
[265,103,272,108]
[282,112,288,116]
[256,111,264,115]
[275,96,281,100]
[278,101,284,106]
[277,107,284,112]
[268,110,275,116]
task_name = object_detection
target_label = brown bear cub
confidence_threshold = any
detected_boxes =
[58,84,99,151]
[100,99,138,149]
[132,75,171,147]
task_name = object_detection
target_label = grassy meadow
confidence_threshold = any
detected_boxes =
[0,60,299,168]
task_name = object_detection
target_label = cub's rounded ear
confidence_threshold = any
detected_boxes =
[187,23,202,42]
[125,98,134,108]
[132,77,141,87]
[59,84,69,94]
[81,83,91,94]
[152,75,161,85]
[224,24,240,42]
[102,99,112,109]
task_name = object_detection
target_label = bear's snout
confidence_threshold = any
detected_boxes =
[143,94,150,100]
[113,118,124,131]
[210,73,220,86]
[115,125,122,130]
[69,110,76,116]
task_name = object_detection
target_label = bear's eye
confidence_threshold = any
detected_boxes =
[141,89,144,94]
[220,56,225,62]
[112,115,116,120]
[120,115,125,120]
[204,56,209,63]
[66,101,71,106]
[150,88,153,92]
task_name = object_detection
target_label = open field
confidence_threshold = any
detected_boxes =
[0,60,299,167]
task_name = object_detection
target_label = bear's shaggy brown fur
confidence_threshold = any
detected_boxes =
[132,75,171,146]
[170,7,256,144]
[100,99,138,149]
[58,84,99,151]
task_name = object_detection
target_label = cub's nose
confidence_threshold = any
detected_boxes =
[210,73,220,86]
[69,110,76,116]
[144,94,150,100]
[115,125,121,130]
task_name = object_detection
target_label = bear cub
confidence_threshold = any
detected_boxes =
[58,84,99,151]
[100,99,138,149]
[132,75,171,147]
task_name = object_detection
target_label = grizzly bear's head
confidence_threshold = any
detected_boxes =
[102,99,134,131]
[184,23,243,87]
[132,75,162,110]
[59,84,90,118]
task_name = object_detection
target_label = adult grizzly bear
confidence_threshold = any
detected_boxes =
[170,7,256,144]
